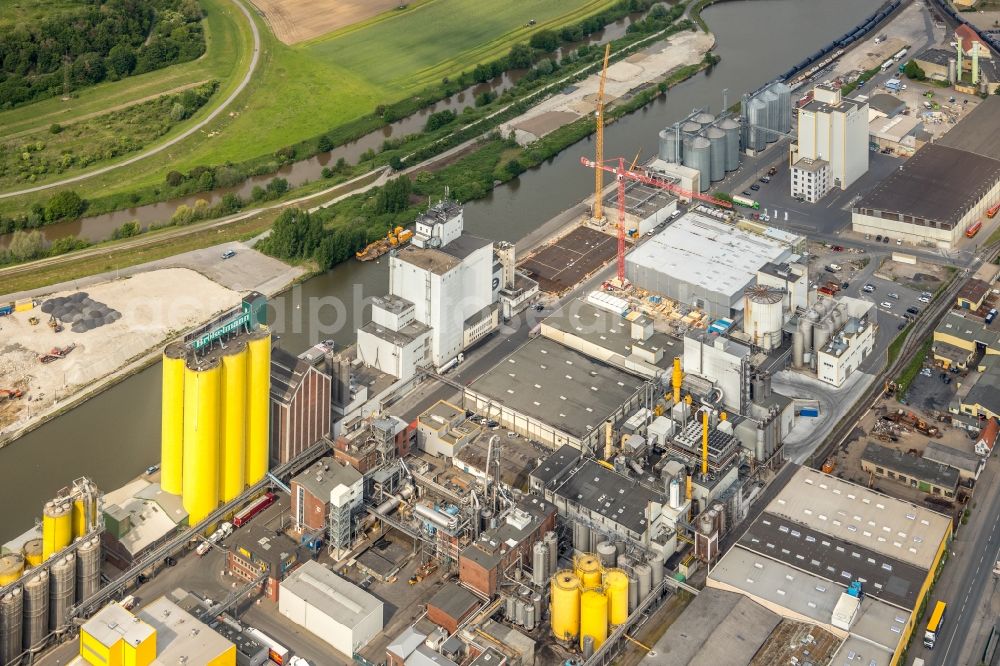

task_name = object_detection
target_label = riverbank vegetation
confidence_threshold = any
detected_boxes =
[0,0,206,109]
[0,82,217,192]
[0,0,660,218]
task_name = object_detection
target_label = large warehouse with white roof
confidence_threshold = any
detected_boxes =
[706,465,952,666]
[625,211,806,318]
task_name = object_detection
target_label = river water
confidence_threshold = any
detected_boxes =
[0,0,879,542]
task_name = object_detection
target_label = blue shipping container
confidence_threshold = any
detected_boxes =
[800,408,820,417]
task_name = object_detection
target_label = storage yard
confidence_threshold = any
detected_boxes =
[0,269,237,438]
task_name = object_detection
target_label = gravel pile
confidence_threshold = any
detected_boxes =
[40,292,122,333]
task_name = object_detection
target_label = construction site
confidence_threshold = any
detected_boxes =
[0,269,239,444]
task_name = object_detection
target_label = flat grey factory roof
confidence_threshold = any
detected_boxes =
[936,311,1000,348]
[867,93,905,116]
[963,357,1000,419]
[766,466,952,570]
[641,587,780,665]
[739,511,925,609]
[862,441,960,490]
[530,444,582,488]
[626,211,800,299]
[280,561,382,627]
[292,457,362,500]
[708,546,906,654]
[935,94,1000,159]
[915,47,953,66]
[465,336,644,440]
[854,143,1000,226]
[541,299,681,365]
[428,583,480,621]
[138,597,234,661]
[552,459,665,534]
[922,441,981,475]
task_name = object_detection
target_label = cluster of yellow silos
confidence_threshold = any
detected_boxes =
[550,554,631,653]
[161,329,271,525]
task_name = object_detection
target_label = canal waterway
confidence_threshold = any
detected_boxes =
[0,0,880,542]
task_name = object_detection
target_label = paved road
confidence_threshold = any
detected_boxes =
[925,452,1000,666]
[0,0,261,199]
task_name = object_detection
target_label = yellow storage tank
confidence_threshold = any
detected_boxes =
[246,330,271,485]
[160,343,187,496]
[43,501,72,560]
[580,587,609,652]
[604,568,629,625]
[550,570,581,641]
[182,361,221,525]
[23,538,43,567]
[219,342,248,503]
[574,554,603,588]
[0,553,24,585]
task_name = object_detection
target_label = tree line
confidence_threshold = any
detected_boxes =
[0,0,205,109]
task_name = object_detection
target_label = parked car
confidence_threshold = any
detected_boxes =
[222,249,236,259]
[841,282,850,289]
[986,308,997,324]
[880,301,892,308]
[889,293,899,299]
[875,235,883,242]
[760,176,771,183]
[897,322,906,330]
[918,295,931,304]
[832,245,844,252]
[882,236,890,243]
[742,190,752,196]
[906,306,920,315]
[750,184,760,191]
[863,284,876,293]
[896,238,902,245]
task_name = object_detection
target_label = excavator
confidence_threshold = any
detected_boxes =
[0,388,24,400]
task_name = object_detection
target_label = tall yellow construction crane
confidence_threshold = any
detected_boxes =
[593,43,611,222]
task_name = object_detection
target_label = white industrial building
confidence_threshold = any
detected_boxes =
[625,211,805,319]
[683,330,750,414]
[793,296,876,387]
[790,84,869,199]
[358,201,534,379]
[279,560,384,659]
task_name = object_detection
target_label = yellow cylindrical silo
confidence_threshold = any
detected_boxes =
[161,343,187,495]
[604,568,629,625]
[43,501,71,560]
[182,361,221,525]
[550,570,581,641]
[0,554,24,586]
[246,330,271,485]
[580,587,609,652]
[71,498,87,539]
[219,342,248,503]
[23,538,43,568]
[574,554,603,588]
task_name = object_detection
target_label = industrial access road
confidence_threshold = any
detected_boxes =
[929,451,1000,666]
[0,0,261,199]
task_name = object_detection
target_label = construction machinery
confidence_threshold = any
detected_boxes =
[580,156,733,285]
[821,457,836,474]
[408,559,438,585]
[28,316,39,325]
[355,226,415,261]
[0,388,24,400]
[48,315,63,333]
[592,44,612,223]
[38,344,76,363]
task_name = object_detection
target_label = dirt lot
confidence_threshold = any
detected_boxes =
[249,0,401,44]
[0,269,237,435]
[519,225,618,293]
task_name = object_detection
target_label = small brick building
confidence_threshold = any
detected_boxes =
[226,524,304,601]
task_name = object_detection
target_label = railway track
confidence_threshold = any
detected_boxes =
[806,243,1000,470]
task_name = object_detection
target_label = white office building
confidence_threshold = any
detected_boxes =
[790,84,869,198]
[358,201,512,379]
[814,297,876,387]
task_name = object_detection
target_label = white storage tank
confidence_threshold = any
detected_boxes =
[705,127,726,182]
[717,118,741,171]
[658,128,681,163]
[743,285,784,350]
[745,97,768,152]
[683,136,711,192]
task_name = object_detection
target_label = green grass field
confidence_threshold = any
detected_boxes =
[0,0,251,148]
[0,0,616,215]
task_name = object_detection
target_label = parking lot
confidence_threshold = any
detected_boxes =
[738,152,902,240]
